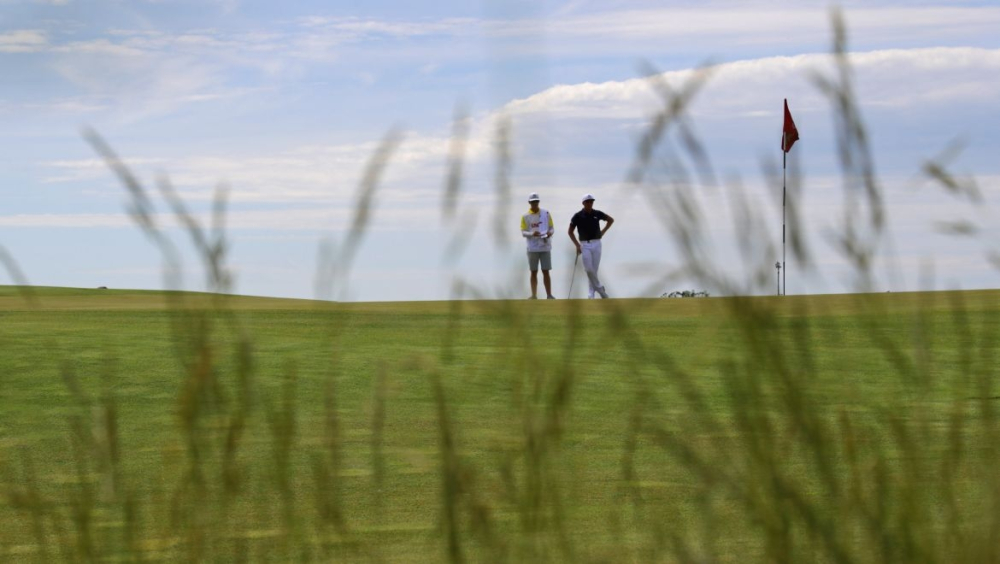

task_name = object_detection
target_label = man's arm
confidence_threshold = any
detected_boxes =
[546,212,555,238]
[600,215,614,238]
[567,222,581,254]
[521,215,534,238]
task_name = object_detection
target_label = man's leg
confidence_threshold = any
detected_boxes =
[582,241,606,298]
[591,241,608,298]
[581,243,598,298]
[527,252,540,298]
[539,252,554,298]
[542,270,553,298]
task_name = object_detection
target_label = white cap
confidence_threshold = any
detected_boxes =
[528,192,540,202]
[582,193,595,203]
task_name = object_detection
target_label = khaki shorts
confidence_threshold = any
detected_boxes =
[527,251,552,271]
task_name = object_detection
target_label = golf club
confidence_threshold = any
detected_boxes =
[567,252,579,298]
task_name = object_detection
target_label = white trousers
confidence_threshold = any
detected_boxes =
[580,239,605,297]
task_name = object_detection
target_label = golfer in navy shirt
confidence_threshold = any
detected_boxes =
[568,194,614,299]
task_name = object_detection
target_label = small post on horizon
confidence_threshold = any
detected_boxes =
[775,261,781,296]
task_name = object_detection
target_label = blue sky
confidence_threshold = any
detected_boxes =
[2,0,999,300]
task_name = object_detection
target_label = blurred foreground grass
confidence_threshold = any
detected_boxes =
[2,286,999,561]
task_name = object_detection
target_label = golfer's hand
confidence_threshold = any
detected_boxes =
[575,244,582,255]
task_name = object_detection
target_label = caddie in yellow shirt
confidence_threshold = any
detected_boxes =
[521,192,556,299]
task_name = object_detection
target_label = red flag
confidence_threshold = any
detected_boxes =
[782,98,799,153]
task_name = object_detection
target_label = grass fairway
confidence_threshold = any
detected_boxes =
[2,285,1000,562]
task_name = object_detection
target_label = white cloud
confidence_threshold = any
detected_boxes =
[34,127,482,204]
[22,98,109,113]
[12,4,996,126]
[54,38,146,57]
[501,47,1000,119]
[8,4,1000,68]
[47,48,233,119]
[539,6,1000,41]
[0,213,131,228]
[297,16,476,39]
[18,3,993,91]
[0,30,47,53]
[33,46,1000,211]
[283,5,1000,52]
[44,157,163,169]
[0,205,441,232]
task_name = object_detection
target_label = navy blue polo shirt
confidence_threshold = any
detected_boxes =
[570,209,609,241]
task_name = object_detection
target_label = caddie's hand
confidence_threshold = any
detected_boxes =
[533,231,541,237]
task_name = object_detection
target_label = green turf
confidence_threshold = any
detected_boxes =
[2,286,1000,561]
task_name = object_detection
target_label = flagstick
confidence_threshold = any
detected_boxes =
[782,133,787,296]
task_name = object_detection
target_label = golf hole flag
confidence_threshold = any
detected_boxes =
[778,98,798,296]
[782,98,799,153]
